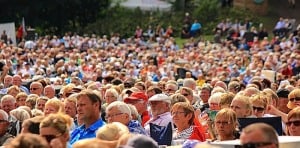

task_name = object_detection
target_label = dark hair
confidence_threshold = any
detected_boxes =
[0,60,5,71]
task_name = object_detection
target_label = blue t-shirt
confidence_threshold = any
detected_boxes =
[70,118,105,145]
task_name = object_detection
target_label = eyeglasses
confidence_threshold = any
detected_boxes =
[171,111,186,116]
[30,87,40,90]
[105,113,124,120]
[215,121,231,125]
[237,142,274,148]
[41,134,62,143]
[165,89,175,92]
[252,106,265,112]
[289,97,300,102]
[286,120,300,126]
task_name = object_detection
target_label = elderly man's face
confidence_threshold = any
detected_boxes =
[240,129,277,148]
[149,101,169,117]
[1,100,15,114]
[106,106,129,125]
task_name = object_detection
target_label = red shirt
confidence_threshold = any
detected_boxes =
[141,111,150,127]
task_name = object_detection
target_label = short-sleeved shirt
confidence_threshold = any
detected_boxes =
[70,118,105,145]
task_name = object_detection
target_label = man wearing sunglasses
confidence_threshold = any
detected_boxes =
[240,123,279,148]
[0,109,14,146]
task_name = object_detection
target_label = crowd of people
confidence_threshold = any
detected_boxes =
[0,16,300,148]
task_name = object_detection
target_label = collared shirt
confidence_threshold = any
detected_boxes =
[70,118,105,145]
[144,112,173,135]
[127,120,147,135]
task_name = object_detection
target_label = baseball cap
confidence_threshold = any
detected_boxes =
[124,92,148,102]
[148,94,171,104]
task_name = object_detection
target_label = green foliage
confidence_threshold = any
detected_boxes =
[84,5,185,38]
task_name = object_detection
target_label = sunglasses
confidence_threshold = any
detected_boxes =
[252,106,265,112]
[41,134,61,143]
[182,94,189,97]
[289,97,300,102]
[286,120,300,126]
[237,142,274,148]
[30,88,39,90]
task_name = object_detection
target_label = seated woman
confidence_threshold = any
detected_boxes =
[286,107,300,136]
[250,93,268,118]
[212,108,239,141]
[171,102,205,144]
[105,101,146,135]
[44,98,65,116]
[40,113,72,148]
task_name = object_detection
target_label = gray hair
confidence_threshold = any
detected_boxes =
[0,109,9,121]
[1,94,16,104]
[106,101,132,120]
[10,108,30,122]
[183,78,196,89]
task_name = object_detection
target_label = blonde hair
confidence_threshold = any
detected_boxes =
[73,139,113,148]
[287,88,300,109]
[16,92,28,101]
[287,107,300,135]
[40,113,72,135]
[25,94,39,109]
[96,122,129,141]
[170,93,189,106]
[45,98,65,113]
[219,92,235,109]
[232,94,252,117]
[250,93,268,109]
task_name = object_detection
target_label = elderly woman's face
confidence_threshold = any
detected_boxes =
[287,117,300,136]
[172,107,192,127]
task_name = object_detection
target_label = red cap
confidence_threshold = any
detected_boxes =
[124,92,148,102]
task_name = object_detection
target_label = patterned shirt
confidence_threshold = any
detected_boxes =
[173,125,194,140]
[128,120,147,135]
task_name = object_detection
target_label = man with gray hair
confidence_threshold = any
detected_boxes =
[1,95,16,120]
[0,109,14,146]
[240,123,279,148]
[144,94,173,135]
[106,101,146,135]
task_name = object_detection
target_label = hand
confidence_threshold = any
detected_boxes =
[50,138,64,148]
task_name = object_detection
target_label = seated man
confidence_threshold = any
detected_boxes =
[144,94,173,135]
[70,90,105,145]
[105,101,146,135]
[240,123,279,148]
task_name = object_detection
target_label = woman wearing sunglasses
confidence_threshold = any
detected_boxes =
[287,88,300,110]
[286,107,300,136]
[40,113,72,148]
[250,93,268,118]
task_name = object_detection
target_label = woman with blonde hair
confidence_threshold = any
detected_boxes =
[212,108,239,141]
[44,99,64,116]
[40,113,72,148]
[286,107,300,136]
[250,93,268,117]
[7,85,21,97]
[287,88,300,110]
[230,94,253,118]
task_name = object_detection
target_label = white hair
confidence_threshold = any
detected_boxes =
[10,108,30,122]
[105,88,119,101]
[1,94,16,104]
[183,78,196,89]
[106,101,132,120]
[208,92,224,105]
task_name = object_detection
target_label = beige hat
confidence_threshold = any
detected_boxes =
[148,94,171,104]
